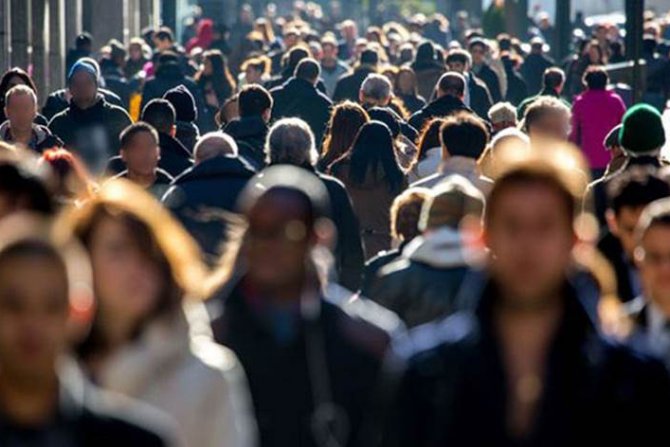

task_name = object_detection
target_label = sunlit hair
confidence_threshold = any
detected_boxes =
[55,178,206,300]
[390,187,431,240]
[39,148,97,202]
[486,140,590,226]
[521,96,571,133]
[415,118,444,163]
[319,101,369,172]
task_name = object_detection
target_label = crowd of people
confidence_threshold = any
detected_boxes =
[4,2,670,446]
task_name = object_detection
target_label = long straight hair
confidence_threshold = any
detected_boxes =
[342,121,405,193]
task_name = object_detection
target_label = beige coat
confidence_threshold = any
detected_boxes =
[95,302,257,447]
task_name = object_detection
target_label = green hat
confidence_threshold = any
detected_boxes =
[619,104,665,156]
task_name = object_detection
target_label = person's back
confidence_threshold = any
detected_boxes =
[570,67,626,172]
[369,177,485,328]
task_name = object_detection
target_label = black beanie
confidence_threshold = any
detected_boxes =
[163,84,197,122]
[619,103,665,156]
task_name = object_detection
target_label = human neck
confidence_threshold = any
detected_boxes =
[0,368,59,426]
[10,125,33,143]
[127,170,156,188]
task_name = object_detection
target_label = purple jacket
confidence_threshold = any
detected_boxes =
[570,89,626,169]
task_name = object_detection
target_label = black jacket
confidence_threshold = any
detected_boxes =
[384,279,670,446]
[223,115,269,171]
[409,95,473,132]
[175,121,199,154]
[398,94,426,115]
[210,280,400,447]
[333,66,376,103]
[502,56,528,106]
[466,72,493,121]
[367,240,470,328]
[597,231,638,303]
[521,53,555,96]
[0,364,177,446]
[42,88,124,121]
[316,169,365,291]
[271,78,333,147]
[48,96,132,174]
[105,132,193,179]
[162,156,255,263]
[474,63,502,103]
[140,65,206,130]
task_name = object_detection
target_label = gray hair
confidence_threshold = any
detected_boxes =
[265,118,318,167]
[194,131,238,164]
[360,73,392,103]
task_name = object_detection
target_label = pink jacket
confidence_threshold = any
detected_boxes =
[570,89,626,169]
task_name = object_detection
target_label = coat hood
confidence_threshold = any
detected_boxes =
[163,84,197,122]
[403,226,484,268]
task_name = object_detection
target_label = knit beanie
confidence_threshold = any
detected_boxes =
[163,84,197,122]
[67,59,98,85]
[619,104,665,156]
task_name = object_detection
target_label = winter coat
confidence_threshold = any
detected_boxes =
[411,156,493,195]
[408,95,473,133]
[113,168,174,201]
[465,72,493,121]
[408,146,441,184]
[42,88,124,121]
[331,161,407,259]
[0,121,63,153]
[367,227,475,328]
[94,302,257,447]
[48,95,132,174]
[209,280,402,447]
[597,230,639,303]
[271,77,333,147]
[398,93,426,115]
[314,169,365,291]
[570,89,626,169]
[473,63,502,103]
[384,279,670,446]
[105,132,193,180]
[162,155,255,263]
[223,115,269,171]
[320,60,350,98]
[413,66,445,103]
[0,360,180,447]
[520,52,555,95]
[333,66,377,103]
[175,121,200,154]
[624,296,670,369]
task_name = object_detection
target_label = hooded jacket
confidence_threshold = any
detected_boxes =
[223,115,269,171]
[384,278,670,446]
[48,95,132,174]
[408,95,473,132]
[162,155,255,264]
[271,77,333,147]
[367,227,475,328]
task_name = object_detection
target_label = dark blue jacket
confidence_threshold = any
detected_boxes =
[384,279,670,446]
[162,155,255,264]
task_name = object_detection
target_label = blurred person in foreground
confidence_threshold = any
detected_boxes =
[207,165,401,447]
[627,197,670,369]
[0,215,180,446]
[384,142,670,446]
[264,118,364,291]
[58,179,258,447]
[597,169,670,303]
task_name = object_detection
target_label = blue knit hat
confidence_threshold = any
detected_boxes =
[67,59,98,85]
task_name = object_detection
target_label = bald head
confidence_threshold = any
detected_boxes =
[194,132,238,164]
[437,72,466,99]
